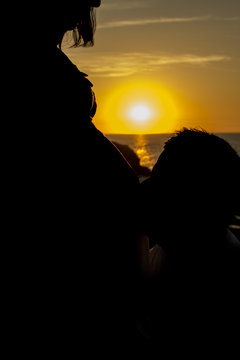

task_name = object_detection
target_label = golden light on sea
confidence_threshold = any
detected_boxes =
[99,80,179,134]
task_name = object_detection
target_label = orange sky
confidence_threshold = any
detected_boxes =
[64,0,240,134]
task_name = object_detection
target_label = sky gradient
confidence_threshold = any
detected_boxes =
[64,0,240,133]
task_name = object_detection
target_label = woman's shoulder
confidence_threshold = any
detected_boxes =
[86,125,139,185]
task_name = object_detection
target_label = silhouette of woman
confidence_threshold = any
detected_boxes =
[30,0,140,350]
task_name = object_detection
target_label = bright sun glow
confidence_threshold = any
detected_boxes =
[99,80,179,134]
[128,104,153,123]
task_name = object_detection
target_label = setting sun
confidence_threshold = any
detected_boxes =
[128,103,153,124]
[98,79,179,134]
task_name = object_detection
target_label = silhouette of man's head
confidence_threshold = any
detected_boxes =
[141,128,240,250]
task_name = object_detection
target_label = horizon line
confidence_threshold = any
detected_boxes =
[105,131,240,135]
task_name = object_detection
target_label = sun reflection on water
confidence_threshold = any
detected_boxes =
[131,133,172,170]
[134,135,152,169]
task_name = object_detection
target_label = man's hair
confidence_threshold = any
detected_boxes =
[147,128,240,230]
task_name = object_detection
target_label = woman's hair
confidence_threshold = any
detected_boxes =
[57,7,97,48]
[72,7,97,47]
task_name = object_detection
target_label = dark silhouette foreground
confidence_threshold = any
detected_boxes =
[20,1,140,351]
[139,129,240,348]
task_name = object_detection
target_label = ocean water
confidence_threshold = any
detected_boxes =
[106,133,240,170]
